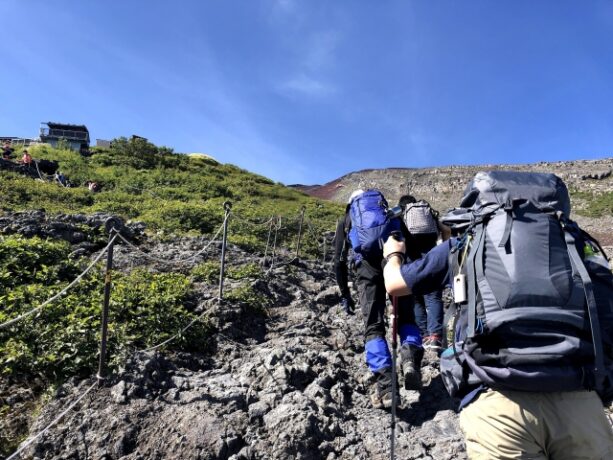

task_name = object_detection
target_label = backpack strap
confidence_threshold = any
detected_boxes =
[564,228,606,391]
[466,225,486,338]
[498,205,514,252]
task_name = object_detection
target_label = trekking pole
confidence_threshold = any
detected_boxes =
[295,206,306,259]
[97,218,120,386]
[218,201,232,300]
[390,295,398,460]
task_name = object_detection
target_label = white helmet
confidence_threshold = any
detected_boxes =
[348,189,364,204]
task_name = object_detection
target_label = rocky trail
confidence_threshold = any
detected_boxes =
[5,213,466,460]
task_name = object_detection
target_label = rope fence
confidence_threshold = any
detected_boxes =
[113,221,226,266]
[6,381,98,460]
[1,203,336,459]
[138,298,221,353]
[0,233,119,330]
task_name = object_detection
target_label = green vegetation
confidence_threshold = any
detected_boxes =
[225,285,271,315]
[0,236,211,381]
[0,138,340,454]
[191,261,263,283]
[0,138,342,255]
[570,190,613,218]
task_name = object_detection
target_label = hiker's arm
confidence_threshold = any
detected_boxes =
[382,238,411,296]
[384,238,455,296]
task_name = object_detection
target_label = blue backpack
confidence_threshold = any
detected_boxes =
[348,189,400,263]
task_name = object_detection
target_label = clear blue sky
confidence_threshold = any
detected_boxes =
[1,1,612,184]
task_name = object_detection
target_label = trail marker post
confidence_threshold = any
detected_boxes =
[263,216,274,267]
[219,201,232,300]
[271,216,280,269]
[97,218,120,385]
[322,234,327,264]
[295,206,306,259]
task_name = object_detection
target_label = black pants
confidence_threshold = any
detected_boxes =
[356,258,416,343]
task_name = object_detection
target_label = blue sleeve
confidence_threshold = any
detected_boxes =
[400,238,454,295]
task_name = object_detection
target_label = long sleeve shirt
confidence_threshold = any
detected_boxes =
[400,238,456,294]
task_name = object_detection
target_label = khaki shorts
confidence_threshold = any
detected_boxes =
[459,389,613,460]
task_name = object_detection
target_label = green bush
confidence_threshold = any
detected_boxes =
[225,284,270,315]
[0,236,211,381]
[1,142,343,257]
[190,261,221,284]
[190,262,263,284]
[572,190,613,218]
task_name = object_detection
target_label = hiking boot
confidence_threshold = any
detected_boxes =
[400,344,423,391]
[370,368,400,409]
[423,334,443,352]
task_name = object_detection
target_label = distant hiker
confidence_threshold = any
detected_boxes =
[334,189,424,409]
[20,150,32,167]
[383,171,613,459]
[399,195,445,351]
[2,142,13,160]
[87,181,100,192]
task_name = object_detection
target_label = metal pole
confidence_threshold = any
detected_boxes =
[97,226,116,385]
[322,234,327,264]
[218,201,232,300]
[271,216,280,268]
[263,216,273,266]
[390,295,398,460]
[295,206,306,259]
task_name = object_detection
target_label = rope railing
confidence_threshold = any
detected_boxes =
[112,220,226,266]
[2,204,337,459]
[0,233,119,330]
[229,212,275,227]
[33,160,46,182]
[138,298,221,353]
[6,380,98,460]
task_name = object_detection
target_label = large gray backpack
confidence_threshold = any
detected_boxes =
[440,171,613,403]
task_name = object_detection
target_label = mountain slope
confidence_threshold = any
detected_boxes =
[296,158,613,252]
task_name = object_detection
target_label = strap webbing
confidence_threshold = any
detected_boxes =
[498,210,513,252]
[565,230,606,391]
[466,226,485,338]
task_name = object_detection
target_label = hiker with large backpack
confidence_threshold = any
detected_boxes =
[399,195,446,351]
[382,171,613,459]
[334,189,424,409]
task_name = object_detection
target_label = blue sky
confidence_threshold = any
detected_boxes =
[1,1,612,184]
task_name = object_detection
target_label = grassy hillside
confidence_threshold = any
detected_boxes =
[0,138,343,254]
[0,139,344,455]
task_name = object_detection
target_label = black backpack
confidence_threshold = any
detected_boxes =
[440,171,613,403]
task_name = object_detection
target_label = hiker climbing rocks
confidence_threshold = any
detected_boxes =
[334,189,424,409]
[399,195,445,351]
[383,171,613,459]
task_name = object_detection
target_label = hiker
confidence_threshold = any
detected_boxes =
[334,189,424,409]
[20,149,32,167]
[383,171,613,459]
[87,181,100,192]
[2,142,13,160]
[399,195,445,351]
